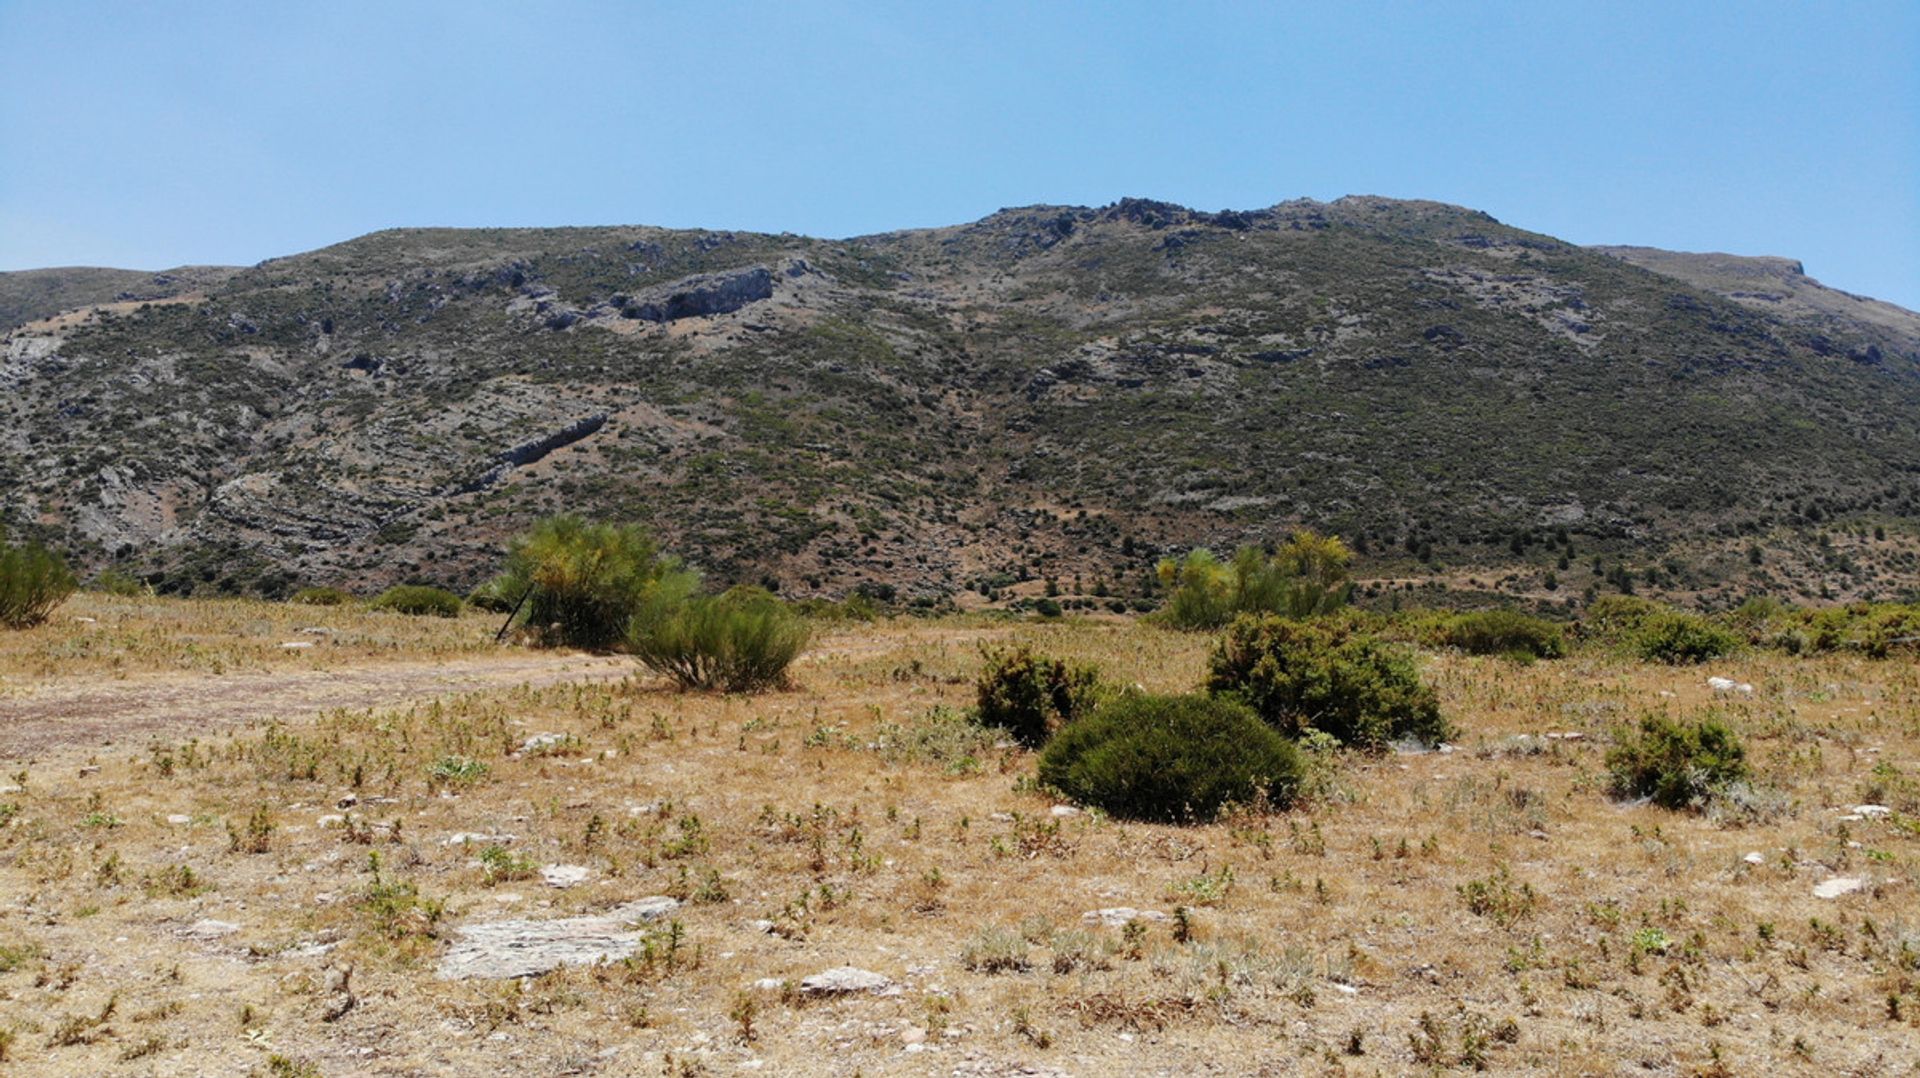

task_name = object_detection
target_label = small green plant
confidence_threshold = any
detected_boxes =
[1635,611,1737,665]
[1606,713,1749,810]
[961,925,1032,973]
[288,585,354,606]
[1038,693,1304,823]
[1441,609,1566,659]
[1458,865,1538,928]
[228,805,274,854]
[427,755,490,789]
[0,533,78,629]
[1207,614,1448,749]
[973,644,1102,747]
[369,585,463,617]
[628,586,809,692]
[478,844,535,883]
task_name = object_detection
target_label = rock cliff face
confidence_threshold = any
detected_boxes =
[3,197,1918,605]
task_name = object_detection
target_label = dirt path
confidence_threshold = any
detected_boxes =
[0,652,636,762]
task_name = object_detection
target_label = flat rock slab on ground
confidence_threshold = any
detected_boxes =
[799,966,894,995]
[1082,907,1171,927]
[1813,877,1867,899]
[437,896,679,980]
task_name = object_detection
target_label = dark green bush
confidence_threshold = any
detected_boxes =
[289,586,355,607]
[628,587,809,692]
[1606,713,1748,810]
[464,578,519,614]
[493,515,699,650]
[974,644,1102,747]
[1442,609,1565,659]
[370,585,463,618]
[1038,693,1303,823]
[1206,614,1448,750]
[1031,598,1063,619]
[0,537,77,629]
[1635,611,1737,664]
[1583,594,1663,641]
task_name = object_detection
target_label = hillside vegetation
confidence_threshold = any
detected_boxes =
[3,197,1918,608]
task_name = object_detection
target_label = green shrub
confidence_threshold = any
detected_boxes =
[1031,597,1064,619]
[89,569,148,597]
[494,515,700,650]
[1635,611,1737,664]
[628,586,810,692]
[1206,614,1448,749]
[289,586,354,607]
[1038,693,1304,823]
[1154,531,1353,631]
[1606,713,1748,810]
[1441,609,1565,659]
[463,577,519,614]
[0,537,77,629]
[370,585,463,618]
[1582,594,1663,641]
[974,645,1102,747]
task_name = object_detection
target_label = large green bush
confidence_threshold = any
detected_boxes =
[628,587,809,692]
[1606,713,1748,810]
[492,515,699,650]
[1038,693,1304,823]
[974,644,1102,747]
[1635,611,1737,665]
[1154,531,1353,630]
[1206,614,1448,749]
[370,585,463,618]
[1441,609,1566,659]
[0,537,78,629]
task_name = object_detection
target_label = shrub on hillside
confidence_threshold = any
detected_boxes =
[1038,693,1303,823]
[1206,614,1447,750]
[90,569,149,597]
[1635,611,1737,665]
[974,645,1102,747]
[628,586,809,693]
[289,586,355,607]
[0,536,77,629]
[492,515,699,650]
[1441,609,1566,659]
[370,585,463,618]
[1582,594,1663,641]
[1606,713,1748,810]
[1154,531,1353,631]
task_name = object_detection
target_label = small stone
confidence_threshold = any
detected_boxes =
[1743,851,1765,865]
[1082,907,1171,928]
[989,812,1014,823]
[1813,877,1866,899]
[180,919,240,940]
[443,832,516,847]
[753,977,785,991]
[72,616,97,624]
[900,1026,927,1045]
[541,864,590,888]
[1854,805,1893,818]
[520,733,568,755]
[336,794,359,809]
[748,919,777,934]
[78,766,100,776]
[799,967,893,996]
[300,627,331,636]
[166,814,192,825]
[1049,805,1082,819]
[317,814,345,828]
[281,641,314,650]
[1526,829,1549,841]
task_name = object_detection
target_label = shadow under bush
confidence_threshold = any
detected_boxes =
[1038,693,1303,823]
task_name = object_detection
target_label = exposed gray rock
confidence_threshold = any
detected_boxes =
[798,966,893,996]
[625,267,773,323]
[1082,907,1170,927]
[437,896,680,979]
[1813,877,1866,899]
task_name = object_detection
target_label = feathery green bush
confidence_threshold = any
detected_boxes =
[1153,531,1353,630]
[1206,614,1447,749]
[1441,609,1565,659]
[628,586,809,692]
[0,537,77,629]
[1039,693,1303,823]
[492,515,699,650]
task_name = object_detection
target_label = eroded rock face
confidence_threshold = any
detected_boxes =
[436,896,679,979]
[624,267,773,323]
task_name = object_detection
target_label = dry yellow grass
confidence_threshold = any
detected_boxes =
[0,604,1916,1075]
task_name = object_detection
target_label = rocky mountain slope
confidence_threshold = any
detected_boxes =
[4,197,1918,607]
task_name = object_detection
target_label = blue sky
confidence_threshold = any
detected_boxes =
[3,1,1916,308]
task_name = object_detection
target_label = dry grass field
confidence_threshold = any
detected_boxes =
[1,601,1917,1076]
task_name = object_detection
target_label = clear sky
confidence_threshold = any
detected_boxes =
[2,1,1916,308]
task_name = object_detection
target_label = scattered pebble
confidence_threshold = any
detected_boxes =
[1082,908,1171,927]
[541,864,591,888]
[1854,805,1893,818]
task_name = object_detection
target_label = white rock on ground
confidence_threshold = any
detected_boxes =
[1082,908,1171,927]
[179,919,240,940]
[1049,805,1082,818]
[1743,851,1765,865]
[520,733,568,754]
[798,967,893,996]
[442,832,517,846]
[1813,877,1866,899]
[1706,677,1754,694]
[436,897,680,979]
[1854,805,1893,818]
[541,864,591,888]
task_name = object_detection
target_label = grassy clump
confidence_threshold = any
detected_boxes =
[0,536,77,629]
[491,515,698,651]
[1207,614,1447,750]
[1606,713,1748,810]
[1635,611,1737,665]
[628,587,809,693]
[289,585,355,606]
[1440,609,1566,659]
[89,569,149,597]
[1154,530,1353,631]
[370,585,463,618]
[1038,693,1303,824]
[974,644,1102,747]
